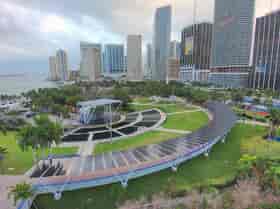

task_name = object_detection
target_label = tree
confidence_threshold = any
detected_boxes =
[8,182,34,206]
[0,115,7,135]
[268,108,280,138]
[0,116,8,173]
[112,87,132,111]
[231,90,244,104]
[17,115,63,164]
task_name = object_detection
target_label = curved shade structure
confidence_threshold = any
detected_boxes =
[31,102,237,198]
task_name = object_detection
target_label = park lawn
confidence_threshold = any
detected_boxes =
[241,129,280,159]
[133,97,152,104]
[94,131,182,155]
[130,103,196,113]
[0,132,78,175]
[34,124,272,209]
[162,111,209,131]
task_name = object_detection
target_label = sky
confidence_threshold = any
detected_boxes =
[0,0,279,74]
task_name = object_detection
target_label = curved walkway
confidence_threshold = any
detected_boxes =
[18,102,237,209]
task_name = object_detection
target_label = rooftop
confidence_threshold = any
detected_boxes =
[77,99,122,108]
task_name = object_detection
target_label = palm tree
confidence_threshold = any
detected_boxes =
[17,115,63,165]
[8,182,34,206]
[268,108,280,139]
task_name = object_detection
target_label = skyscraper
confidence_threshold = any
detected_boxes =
[170,41,181,59]
[127,35,143,81]
[49,56,59,81]
[56,49,68,81]
[180,23,212,82]
[80,42,102,82]
[152,5,172,81]
[209,0,255,88]
[145,43,153,79]
[250,9,280,90]
[104,44,125,74]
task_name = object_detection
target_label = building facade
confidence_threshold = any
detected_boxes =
[170,41,181,59]
[127,35,143,81]
[49,56,59,81]
[211,0,255,68]
[208,67,251,88]
[80,42,102,82]
[56,49,68,81]
[152,5,172,81]
[210,0,255,88]
[181,23,212,70]
[250,10,280,91]
[180,23,212,82]
[145,44,153,79]
[167,58,180,82]
[104,44,125,74]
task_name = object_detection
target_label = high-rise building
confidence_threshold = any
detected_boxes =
[56,49,68,81]
[152,5,172,81]
[167,58,180,82]
[181,23,212,70]
[170,41,181,59]
[80,42,102,82]
[127,35,143,81]
[180,23,212,82]
[210,0,255,88]
[250,10,280,91]
[145,44,153,79]
[104,44,125,74]
[49,56,59,81]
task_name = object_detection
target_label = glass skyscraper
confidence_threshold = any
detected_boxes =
[104,44,125,74]
[211,0,255,68]
[152,5,172,81]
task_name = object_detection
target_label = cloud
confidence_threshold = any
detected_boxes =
[0,0,279,73]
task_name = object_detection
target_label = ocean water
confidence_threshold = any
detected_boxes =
[0,73,57,95]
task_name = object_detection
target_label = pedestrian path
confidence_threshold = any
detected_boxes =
[167,109,201,116]
[155,127,190,134]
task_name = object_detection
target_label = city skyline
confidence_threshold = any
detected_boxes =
[0,0,279,73]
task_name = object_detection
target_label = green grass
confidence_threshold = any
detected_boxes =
[162,111,209,131]
[133,97,152,104]
[0,132,78,175]
[34,124,272,209]
[130,103,196,113]
[94,131,182,155]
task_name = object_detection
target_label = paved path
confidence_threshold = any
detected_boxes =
[155,127,191,134]
[167,109,201,116]
[0,175,29,209]
[237,120,269,127]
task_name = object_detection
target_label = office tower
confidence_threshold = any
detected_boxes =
[123,56,127,72]
[168,58,180,82]
[152,5,172,81]
[180,23,212,82]
[56,49,68,81]
[104,44,125,74]
[80,42,102,82]
[145,44,153,79]
[127,35,143,81]
[209,0,255,88]
[49,56,59,81]
[170,41,181,59]
[250,10,280,91]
